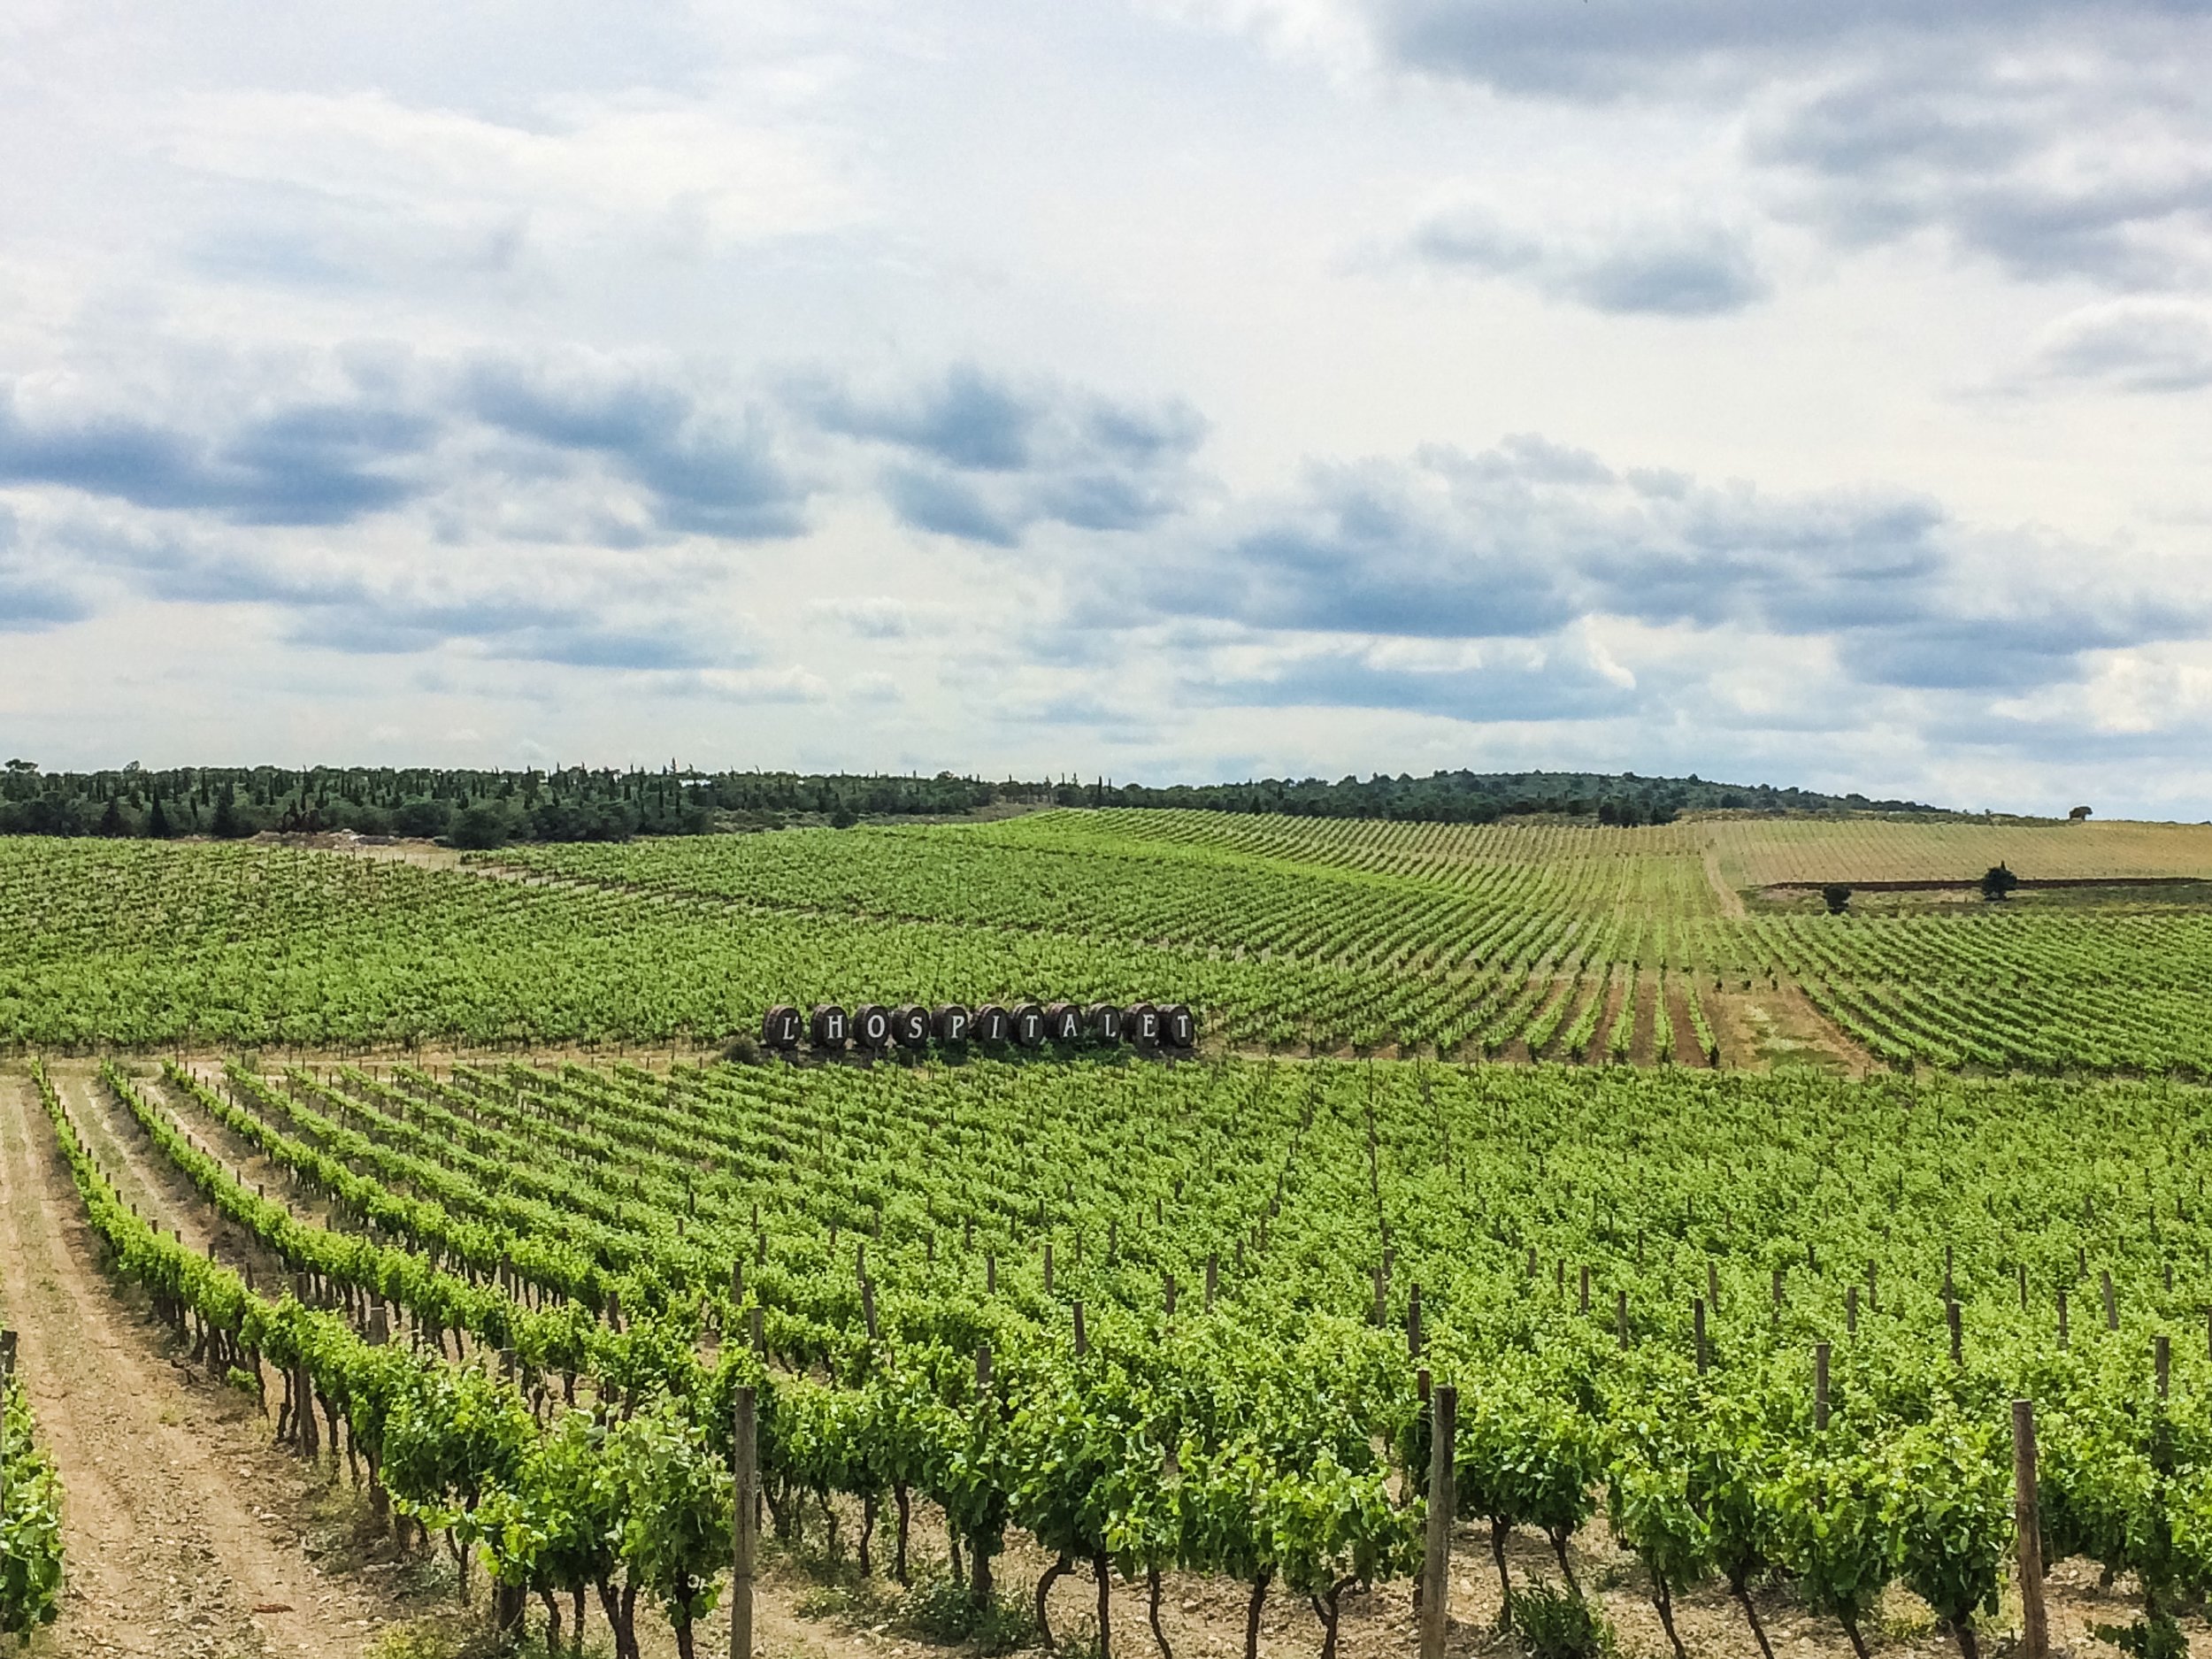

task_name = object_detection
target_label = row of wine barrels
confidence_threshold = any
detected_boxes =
[760,1001,1196,1052]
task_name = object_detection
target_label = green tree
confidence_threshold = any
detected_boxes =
[211,782,247,839]
[451,803,514,850]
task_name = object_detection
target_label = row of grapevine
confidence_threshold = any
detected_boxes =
[115,1049,2212,1658]
[0,1339,63,1645]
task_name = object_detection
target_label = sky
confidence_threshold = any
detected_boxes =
[1,1,2209,814]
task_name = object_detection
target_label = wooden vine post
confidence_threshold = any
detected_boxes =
[732,1385,757,1659]
[1,1328,15,1517]
[1420,1385,1456,1659]
[2012,1400,2047,1659]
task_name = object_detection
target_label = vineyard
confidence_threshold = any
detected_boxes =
[6,1050,2212,1657]
[5,809,2212,1656]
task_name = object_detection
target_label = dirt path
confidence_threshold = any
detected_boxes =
[1713,984,1877,1077]
[0,1075,389,1659]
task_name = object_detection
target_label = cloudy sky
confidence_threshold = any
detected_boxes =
[2,0,2209,813]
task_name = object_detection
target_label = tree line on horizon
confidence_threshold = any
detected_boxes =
[0,758,1952,846]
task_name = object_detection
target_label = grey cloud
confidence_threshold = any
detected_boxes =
[1415,210,1767,316]
[1753,60,2212,289]
[0,354,812,549]
[2024,304,2212,394]
[1363,4,2212,292]
[812,366,1040,471]
[301,595,737,671]
[805,365,1208,546]
[0,510,92,631]
[0,386,434,526]
[1833,603,2202,692]
[1368,1,2198,97]
[1033,469,1194,533]
[465,359,809,541]
[1194,646,1638,723]
[1102,434,2200,695]
[473,622,726,671]
[881,465,1020,546]
[53,521,741,671]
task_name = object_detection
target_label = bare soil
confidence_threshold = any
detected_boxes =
[1662,983,1712,1070]
[0,1073,392,1658]
[1709,984,1874,1078]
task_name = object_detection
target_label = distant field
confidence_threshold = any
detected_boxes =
[6,808,2212,1071]
[1707,815,2212,887]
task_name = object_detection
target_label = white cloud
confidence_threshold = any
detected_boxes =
[165,88,857,265]
[0,0,2208,813]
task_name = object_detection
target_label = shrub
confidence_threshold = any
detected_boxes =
[1508,1580,1617,1659]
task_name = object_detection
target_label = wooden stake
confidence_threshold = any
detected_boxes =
[1694,1298,1709,1373]
[2101,1271,2117,1331]
[2013,1401,2048,1659]
[1419,1386,1457,1659]
[1815,1342,1831,1432]
[733,1386,757,1659]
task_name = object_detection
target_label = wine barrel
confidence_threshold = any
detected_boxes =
[761,1005,803,1049]
[1125,1002,1162,1047]
[892,1004,931,1048]
[973,1003,1012,1044]
[933,1004,972,1043]
[1044,1002,1082,1043]
[1011,1002,1045,1047]
[853,1003,892,1049]
[809,1003,849,1049]
[1086,1003,1124,1044]
[1162,1003,1196,1049]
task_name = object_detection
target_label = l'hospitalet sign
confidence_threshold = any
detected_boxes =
[760,1001,1196,1053]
